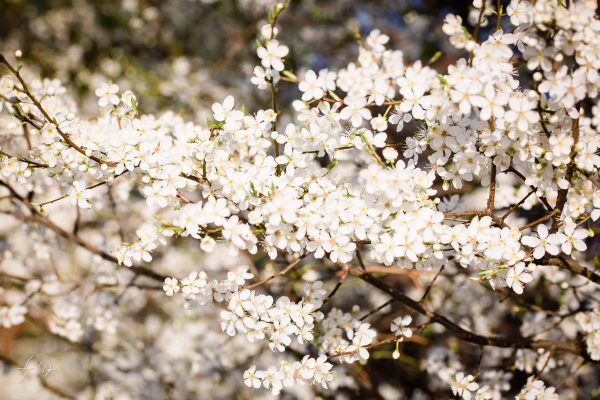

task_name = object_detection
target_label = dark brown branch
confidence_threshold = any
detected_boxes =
[347,264,587,357]
[0,54,109,166]
[419,265,445,303]
[506,166,553,211]
[551,118,579,231]
[360,299,395,321]
[544,256,600,286]
[501,189,535,221]
[244,258,302,289]
[0,180,165,282]
[487,161,497,213]
[0,149,49,168]
[320,263,350,309]
[519,209,559,231]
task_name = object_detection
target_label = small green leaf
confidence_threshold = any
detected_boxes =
[328,90,341,102]
[282,70,297,80]
[428,51,442,65]
[327,158,338,171]
[353,26,362,42]
[422,324,434,336]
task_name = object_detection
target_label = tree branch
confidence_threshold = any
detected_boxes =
[0,179,165,282]
[346,264,588,358]
[244,258,302,289]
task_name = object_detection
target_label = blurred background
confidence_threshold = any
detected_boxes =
[0,0,477,118]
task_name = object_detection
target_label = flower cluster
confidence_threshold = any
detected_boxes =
[390,315,413,341]
[162,265,255,306]
[220,283,325,352]
[516,376,560,400]
[243,355,334,395]
[425,347,514,400]
[576,310,600,361]
[1,0,600,397]
[0,304,26,328]
[318,307,377,363]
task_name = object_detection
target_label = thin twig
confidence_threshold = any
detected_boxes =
[419,265,445,303]
[244,258,302,289]
[501,189,535,221]
[0,54,109,166]
[344,263,588,358]
[0,179,166,281]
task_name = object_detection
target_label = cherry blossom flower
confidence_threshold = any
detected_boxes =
[390,315,413,341]
[339,97,372,127]
[299,70,324,101]
[506,263,533,295]
[243,366,263,389]
[559,222,588,255]
[163,277,180,296]
[257,40,288,71]
[521,224,560,259]
[450,80,482,116]
[95,82,120,107]
[471,83,509,121]
[450,372,480,400]
[68,180,93,209]
[504,93,539,131]
[211,95,243,123]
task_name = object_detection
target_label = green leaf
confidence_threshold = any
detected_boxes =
[422,324,434,336]
[328,90,341,102]
[327,158,338,171]
[282,70,297,80]
[206,118,224,130]
[428,51,442,65]
[353,26,362,42]
[436,74,448,86]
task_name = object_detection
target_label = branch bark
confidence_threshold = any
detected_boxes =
[0,180,166,282]
[345,264,588,358]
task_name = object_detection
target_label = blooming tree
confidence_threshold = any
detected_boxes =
[1,0,600,398]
